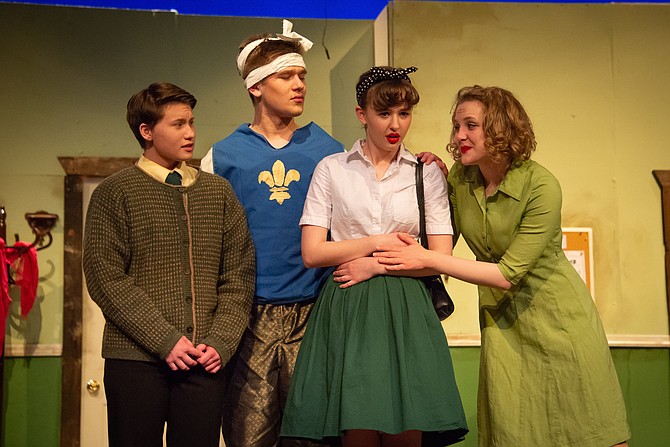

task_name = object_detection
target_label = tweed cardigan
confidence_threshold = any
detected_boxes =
[83,165,255,364]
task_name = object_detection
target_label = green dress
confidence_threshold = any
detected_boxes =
[280,275,469,446]
[448,160,630,447]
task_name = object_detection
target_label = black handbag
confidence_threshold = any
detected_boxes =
[416,161,455,320]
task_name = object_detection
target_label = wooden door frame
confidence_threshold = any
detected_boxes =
[59,157,138,447]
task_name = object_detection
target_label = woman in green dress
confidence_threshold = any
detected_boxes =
[375,85,630,447]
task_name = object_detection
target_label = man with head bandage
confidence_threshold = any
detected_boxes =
[237,20,312,90]
[200,20,343,447]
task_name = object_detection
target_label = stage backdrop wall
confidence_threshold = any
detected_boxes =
[386,1,670,345]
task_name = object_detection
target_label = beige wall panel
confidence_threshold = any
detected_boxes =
[390,1,670,339]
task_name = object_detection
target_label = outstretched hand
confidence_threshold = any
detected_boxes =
[416,151,449,177]
[374,232,413,250]
[374,233,433,271]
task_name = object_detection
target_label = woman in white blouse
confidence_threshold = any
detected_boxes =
[280,66,468,447]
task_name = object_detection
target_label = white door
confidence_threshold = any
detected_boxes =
[80,177,108,447]
[79,177,226,446]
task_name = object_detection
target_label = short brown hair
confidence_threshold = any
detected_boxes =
[447,85,536,166]
[356,66,420,111]
[126,82,197,149]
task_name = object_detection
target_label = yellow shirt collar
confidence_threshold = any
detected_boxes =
[136,156,198,186]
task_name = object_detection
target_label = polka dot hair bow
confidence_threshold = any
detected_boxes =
[356,66,418,104]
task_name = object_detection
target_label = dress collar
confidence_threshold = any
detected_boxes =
[461,161,529,201]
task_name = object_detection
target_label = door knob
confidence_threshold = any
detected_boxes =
[86,379,101,394]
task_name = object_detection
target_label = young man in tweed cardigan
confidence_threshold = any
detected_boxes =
[83,82,255,447]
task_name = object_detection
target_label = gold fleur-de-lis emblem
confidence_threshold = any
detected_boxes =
[258,160,301,204]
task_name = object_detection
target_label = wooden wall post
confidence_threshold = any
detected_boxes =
[653,170,670,338]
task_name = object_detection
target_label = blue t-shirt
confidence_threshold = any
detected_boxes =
[212,122,343,304]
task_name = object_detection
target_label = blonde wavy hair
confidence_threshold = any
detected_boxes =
[446,85,536,166]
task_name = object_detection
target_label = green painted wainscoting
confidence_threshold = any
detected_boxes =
[2,349,668,446]
[3,357,61,446]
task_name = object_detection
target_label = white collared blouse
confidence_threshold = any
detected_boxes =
[300,139,452,241]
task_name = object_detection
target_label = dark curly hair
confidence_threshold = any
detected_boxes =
[446,85,536,166]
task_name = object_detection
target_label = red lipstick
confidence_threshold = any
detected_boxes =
[386,133,400,144]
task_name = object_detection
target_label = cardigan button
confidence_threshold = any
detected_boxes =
[186,326,193,333]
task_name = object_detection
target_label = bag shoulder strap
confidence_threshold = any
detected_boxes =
[415,160,429,250]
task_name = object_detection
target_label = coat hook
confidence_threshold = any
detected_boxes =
[1,208,59,253]
[25,211,58,251]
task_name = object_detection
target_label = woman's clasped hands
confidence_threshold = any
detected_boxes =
[332,233,415,288]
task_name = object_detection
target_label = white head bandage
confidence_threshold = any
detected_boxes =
[237,20,313,89]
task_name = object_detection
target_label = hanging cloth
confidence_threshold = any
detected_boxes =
[5,241,38,318]
[0,239,12,356]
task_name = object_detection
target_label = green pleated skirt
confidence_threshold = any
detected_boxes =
[281,275,468,446]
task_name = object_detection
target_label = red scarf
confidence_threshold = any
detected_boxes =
[0,239,12,356]
[4,241,39,318]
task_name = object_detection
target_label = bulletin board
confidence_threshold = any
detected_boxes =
[562,227,595,298]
